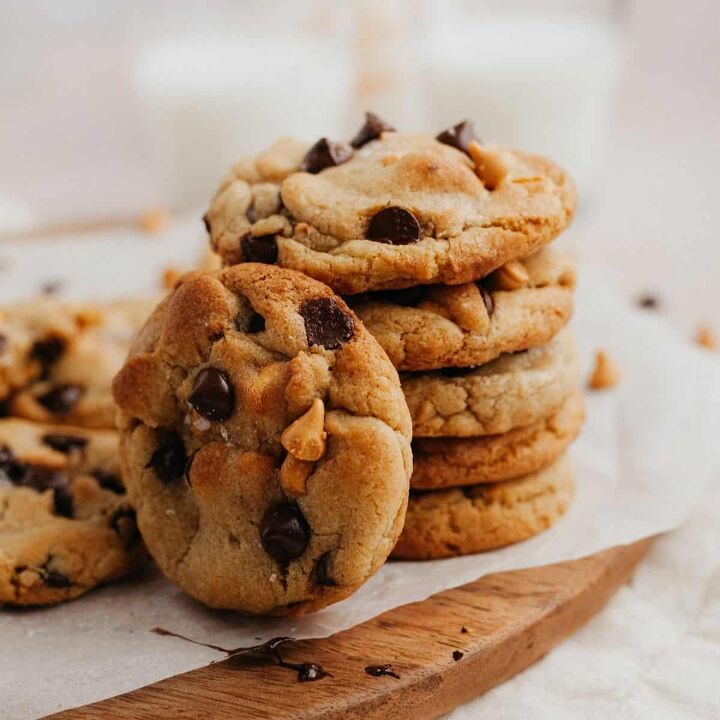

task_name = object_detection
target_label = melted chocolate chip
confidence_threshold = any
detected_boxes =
[31,337,66,369]
[246,312,265,333]
[300,297,355,350]
[37,384,84,414]
[452,650,464,661]
[366,207,421,245]
[202,212,211,234]
[44,570,72,588]
[42,433,88,454]
[0,334,7,355]
[350,112,395,148]
[301,138,354,173]
[147,431,186,483]
[260,503,310,563]
[479,285,494,317]
[436,120,479,156]
[93,470,124,494]
[188,368,235,421]
[365,664,401,679]
[314,552,337,587]
[241,233,278,264]
[110,507,140,548]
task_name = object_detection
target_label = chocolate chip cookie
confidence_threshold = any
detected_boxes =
[113,264,412,616]
[392,452,574,560]
[205,117,577,294]
[0,418,142,605]
[411,390,584,489]
[351,246,576,371]
[403,328,578,437]
[0,297,156,429]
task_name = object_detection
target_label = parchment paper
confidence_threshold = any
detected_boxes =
[2,223,719,719]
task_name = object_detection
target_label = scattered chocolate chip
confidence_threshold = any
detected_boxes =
[300,297,355,350]
[42,433,88,454]
[260,503,310,563]
[461,626,469,634]
[188,368,235,421]
[202,212,211,234]
[110,507,140,548]
[452,650,464,661]
[146,431,186,483]
[350,112,395,148]
[31,337,66,368]
[366,206,421,245]
[301,138,354,173]
[0,334,7,355]
[93,470,124,494]
[436,120,479,156]
[44,570,72,588]
[479,285,494,317]
[365,664,401,679]
[637,294,659,310]
[37,384,84,414]
[246,312,265,333]
[314,552,337,586]
[241,233,278,264]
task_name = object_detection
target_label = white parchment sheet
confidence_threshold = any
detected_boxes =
[2,225,719,719]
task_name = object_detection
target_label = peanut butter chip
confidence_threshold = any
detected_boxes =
[588,350,621,390]
[490,260,530,291]
[280,398,327,461]
[695,326,717,350]
[468,141,508,191]
[279,454,314,496]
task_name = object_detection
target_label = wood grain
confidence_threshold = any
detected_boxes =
[48,538,653,719]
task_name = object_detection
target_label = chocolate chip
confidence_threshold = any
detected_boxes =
[452,650,464,661]
[146,431,186,483]
[37,384,84,414]
[246,312,265,333]
[436,120,479,156]
[31,337,66,368]
[93,470,124,494]
[110,507,140,548]
[350,112,395,148]
[479,285,494,316]
[301,138,354,173]
[241,233,278,264]
[0,334,7,355]
[12,464,74,517]
[461,626,469,634]
[202,212,211,235]
[260,503,310,563]
[42,433,88,454]
[188,368,235,421]
[365,664,401,679]
[366,207,421,245]
[314,552,337,586]
[44,570,72,588]
[300,297,355,350]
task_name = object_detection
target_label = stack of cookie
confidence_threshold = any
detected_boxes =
[205,114,582,561]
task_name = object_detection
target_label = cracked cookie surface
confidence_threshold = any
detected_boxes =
[351,246,575,371]
[113,264,412,616]
[403,328,579,437]
[0,418,142,606]
[392,452,574,560]
[0,297,156,429]
[205,125,576,294]
[411,390,584,489]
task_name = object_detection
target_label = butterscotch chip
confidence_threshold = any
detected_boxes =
[695,326,717,350]
[488,260,530,291]
[138,208,171,234]
[468,140,508,191]
[588,350,621,390]
[279,454,314,496]
[281,398,327,461]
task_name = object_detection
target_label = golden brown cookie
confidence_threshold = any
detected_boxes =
[392,453,574,560]
[403,328,579,437]
[113,264,412,616]
[411,390,584,489]
[0,418,143,606]
[205,117,576,294]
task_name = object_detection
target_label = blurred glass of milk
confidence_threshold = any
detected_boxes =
[134,38,352,210]
[425,7,623,197]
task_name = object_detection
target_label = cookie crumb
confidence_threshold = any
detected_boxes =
[588,350,621,390]
[138,208,170,234]
[695,326,717,350]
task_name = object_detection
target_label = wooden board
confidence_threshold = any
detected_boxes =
[49,538,653,719]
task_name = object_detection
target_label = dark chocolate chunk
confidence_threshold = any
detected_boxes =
[436,120,479,156]
[37,383,84,414]
[188,368,235,421]
[44,570,72,588]
[93,470,124,495]
[452,650,464,661]
[42,433,88,454]
[31,337,66,368]
[300,297,355,350]
[365,664,401,679]
[366,206,421,245]
[146,431,186,483]
[301,138,353,174]
[350,112,395,148]
[260,503,310,563]
[314,552,337,586]
[202,212,211,234]
[241,233,278,264]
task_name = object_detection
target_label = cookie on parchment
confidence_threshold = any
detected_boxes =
[403,328,579,437]
[0,418,142,606]
[351,246,576,371]
[392,452,574,560]
[205,118,576,294]
[411,390,584,489]
[113,264,412,616]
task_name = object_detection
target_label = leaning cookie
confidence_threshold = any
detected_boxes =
[0,418,142,606]
[404,328,579,437]
[113,264,412,616]
[205,116,576,294]
[392,453,574,560]
[411,390,584,489]
[351,246,575,371]
[0,297,156,429]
